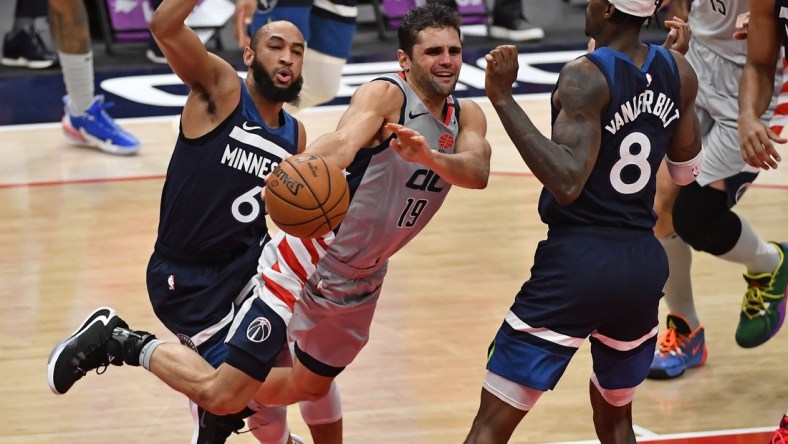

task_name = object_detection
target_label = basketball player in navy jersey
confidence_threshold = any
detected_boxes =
[46,1,341,443]
[738,2,788,442]
[46,2,490,438]
[464,1,703,443]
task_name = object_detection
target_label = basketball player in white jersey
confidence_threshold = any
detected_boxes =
[46,2,491,431]
[648,0,788,381]
[739,3,788,442]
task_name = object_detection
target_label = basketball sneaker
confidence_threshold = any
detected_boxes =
[1,25,58,69]
[735,242,788,348]
[61,95,141,155]
[47,307,127,395]
[647,313,707,379]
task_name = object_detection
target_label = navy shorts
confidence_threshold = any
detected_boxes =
[487,227,668,391]
[146,243,263,367]
[224,294,289,381]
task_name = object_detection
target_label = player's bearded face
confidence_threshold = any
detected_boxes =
[251,56,303,106]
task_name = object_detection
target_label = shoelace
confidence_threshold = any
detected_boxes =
[741,285,769,319]
[657,328,686,354]
[73,343,111,377]
[771,427,788,444]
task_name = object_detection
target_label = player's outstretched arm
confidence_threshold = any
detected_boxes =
[386,100,490,189]
[306,80,403,169]
[485,45,606,205]
[149,0,237,95]
[738,0,787,170]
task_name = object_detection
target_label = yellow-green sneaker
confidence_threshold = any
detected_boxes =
[735,242,788,348]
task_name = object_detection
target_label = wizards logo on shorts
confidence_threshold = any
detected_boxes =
[247,317,273,342]
[257,0,278,13]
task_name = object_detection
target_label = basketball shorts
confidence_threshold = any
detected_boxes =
[224,291,291,381]
[486,227,668,391]
[251,0,357,59]
[688,41,781,186]
[289,253,388,377]
[146,241,264,367]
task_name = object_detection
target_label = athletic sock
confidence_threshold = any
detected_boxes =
[59,51,95,114]
[718,216,780,274]
[659,233,700,328]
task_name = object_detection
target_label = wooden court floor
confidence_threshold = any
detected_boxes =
[0,97,786,443]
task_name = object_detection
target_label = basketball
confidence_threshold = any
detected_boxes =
[264,153,350,238]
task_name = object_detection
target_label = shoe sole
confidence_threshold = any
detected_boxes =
[46,307,118,395]
[488,26,545,42]
[647,346,707,380]
[60,116,140,156]
[1,56,56,69]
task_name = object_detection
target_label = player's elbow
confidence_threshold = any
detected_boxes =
[465,171,489,189]
[550,180,583,205]
[553,190,581,206]
[148,9,179,40]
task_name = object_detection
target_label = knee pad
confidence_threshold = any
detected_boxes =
[482,371,544,411]
[299,380,342,425]
[673,182,742,255]
[590,373,636,407]
[247,405,289,444]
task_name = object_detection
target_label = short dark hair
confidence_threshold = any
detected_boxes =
[397,3,462,58]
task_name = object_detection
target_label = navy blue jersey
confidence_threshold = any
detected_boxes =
[539,45,681,230]
[155,78,300,261]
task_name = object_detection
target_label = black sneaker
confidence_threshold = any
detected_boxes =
[47,307,127,395]
[194,407,252,444]
[1,25,58,69]
[488,16,545,42]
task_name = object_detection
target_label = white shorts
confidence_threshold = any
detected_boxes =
[687,41,782,185]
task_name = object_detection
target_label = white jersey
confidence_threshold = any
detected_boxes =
[689,0,749,65]
[254,72,462,320]
[327,72,460,270]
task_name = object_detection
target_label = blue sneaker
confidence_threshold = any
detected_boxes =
[61,95,140,155]
[647,314,707,379]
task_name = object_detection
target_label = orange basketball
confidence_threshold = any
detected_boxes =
[264,153,350,238]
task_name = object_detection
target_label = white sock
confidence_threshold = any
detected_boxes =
[59,51,95,114]
[659,233,700,328]
[719,217,780,275]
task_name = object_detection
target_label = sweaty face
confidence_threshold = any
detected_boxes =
[248,23,305,105]
[250,56,304,106]
[405,27,462,98]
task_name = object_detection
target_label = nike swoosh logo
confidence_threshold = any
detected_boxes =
[242,121,262,131]
[408,110,430,119]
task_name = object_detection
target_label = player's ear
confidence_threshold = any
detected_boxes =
[243,47,254,68]
[397,49,410,72]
